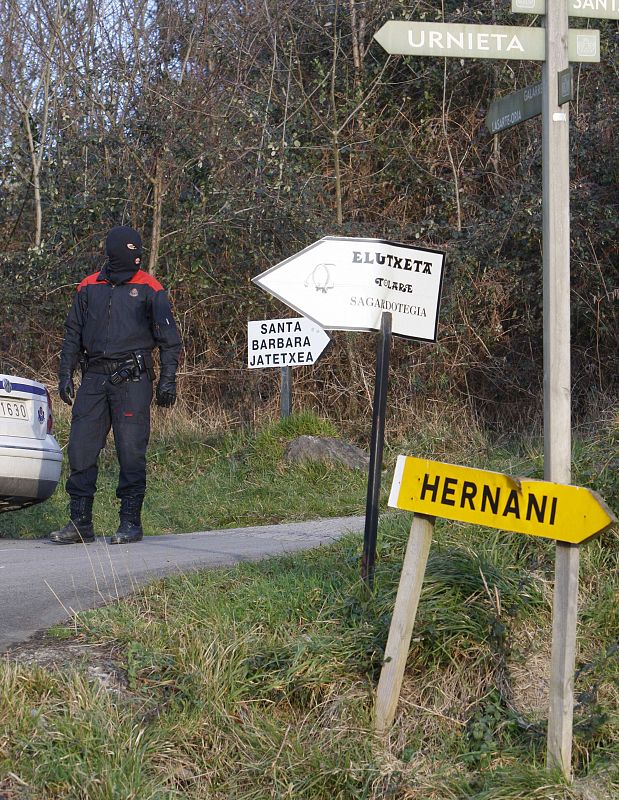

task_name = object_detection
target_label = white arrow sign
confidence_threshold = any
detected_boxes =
[373,21,600,62]
[247,317,330,369]
[252,236,446,341]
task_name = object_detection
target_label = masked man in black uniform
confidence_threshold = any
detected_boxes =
[50,226,182,545]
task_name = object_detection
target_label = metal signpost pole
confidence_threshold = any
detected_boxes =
[280,366,292,419]
[361,312,393,589]
[543,0,578,778]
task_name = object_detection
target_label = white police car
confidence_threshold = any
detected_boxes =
[0,374,62,512]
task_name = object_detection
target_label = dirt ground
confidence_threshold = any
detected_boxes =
[3,627,129,697]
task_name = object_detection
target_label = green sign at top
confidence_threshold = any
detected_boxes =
[486,82,542,134]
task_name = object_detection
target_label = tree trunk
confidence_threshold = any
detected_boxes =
[332,132,343,226]
[330,24,343,226]
[23,111,42,248]
[148,159,164,274]
[349,0,366,90]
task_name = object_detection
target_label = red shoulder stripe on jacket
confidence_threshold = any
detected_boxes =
[77,272,105,291]
[128,270,164,291]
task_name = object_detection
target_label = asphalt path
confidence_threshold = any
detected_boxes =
[0,516,364,653]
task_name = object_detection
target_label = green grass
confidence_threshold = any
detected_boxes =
[1,411,368,539]
[2,516,617,798]
[0,412,617,798]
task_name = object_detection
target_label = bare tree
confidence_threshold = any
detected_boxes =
[0,0,68,248]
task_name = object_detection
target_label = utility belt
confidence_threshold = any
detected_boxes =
[83,352,155,384]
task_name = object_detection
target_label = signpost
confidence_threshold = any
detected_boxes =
[542,0,576,776]
[253,236,446,588]
[512,0,619,18]
[485,82,542,133]
[362,312,392,587]
[247,316,331,420]
[375,457,616,735]
[373,21,600,62]
[485,70,572,133]
[373,2,611,779]
[500,0,616,769]
[280,366,292,419]
[247,317,330,369]
[389,456,615,544]
[252,236,446,342]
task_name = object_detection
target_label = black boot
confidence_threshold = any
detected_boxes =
[49,497,95,544]
[109,496,144,545]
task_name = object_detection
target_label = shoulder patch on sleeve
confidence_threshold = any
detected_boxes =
[129,270,165,292]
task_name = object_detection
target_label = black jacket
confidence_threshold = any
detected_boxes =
[59,266,182,379]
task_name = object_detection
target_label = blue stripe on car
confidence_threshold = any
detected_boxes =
[2,383,46,396]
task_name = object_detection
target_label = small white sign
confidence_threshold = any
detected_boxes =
[512,0,619,19]
[247,317,330,369]
[252,237,446,341]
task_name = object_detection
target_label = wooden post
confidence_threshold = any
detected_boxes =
[375,513,435,734]
[548,543,580,775]
[543,0,578,779]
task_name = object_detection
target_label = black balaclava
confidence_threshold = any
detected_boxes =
[103,226,143,284]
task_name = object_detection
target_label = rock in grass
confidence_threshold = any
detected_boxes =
[284,435,370,471]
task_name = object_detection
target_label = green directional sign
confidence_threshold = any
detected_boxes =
[486,82,542,133]
[558,68,573,105]
[373,21,600,62]
[512,0,619,18]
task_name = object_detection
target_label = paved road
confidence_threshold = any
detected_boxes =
[0,516,364,652]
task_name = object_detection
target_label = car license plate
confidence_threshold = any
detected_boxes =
[0,397,29,420]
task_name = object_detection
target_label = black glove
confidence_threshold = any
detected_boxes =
[156,376,177,407]
[58,373,75,406]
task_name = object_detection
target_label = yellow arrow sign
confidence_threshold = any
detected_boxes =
[389,456,616,544]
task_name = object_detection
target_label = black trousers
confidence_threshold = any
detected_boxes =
[66,371,152,501]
